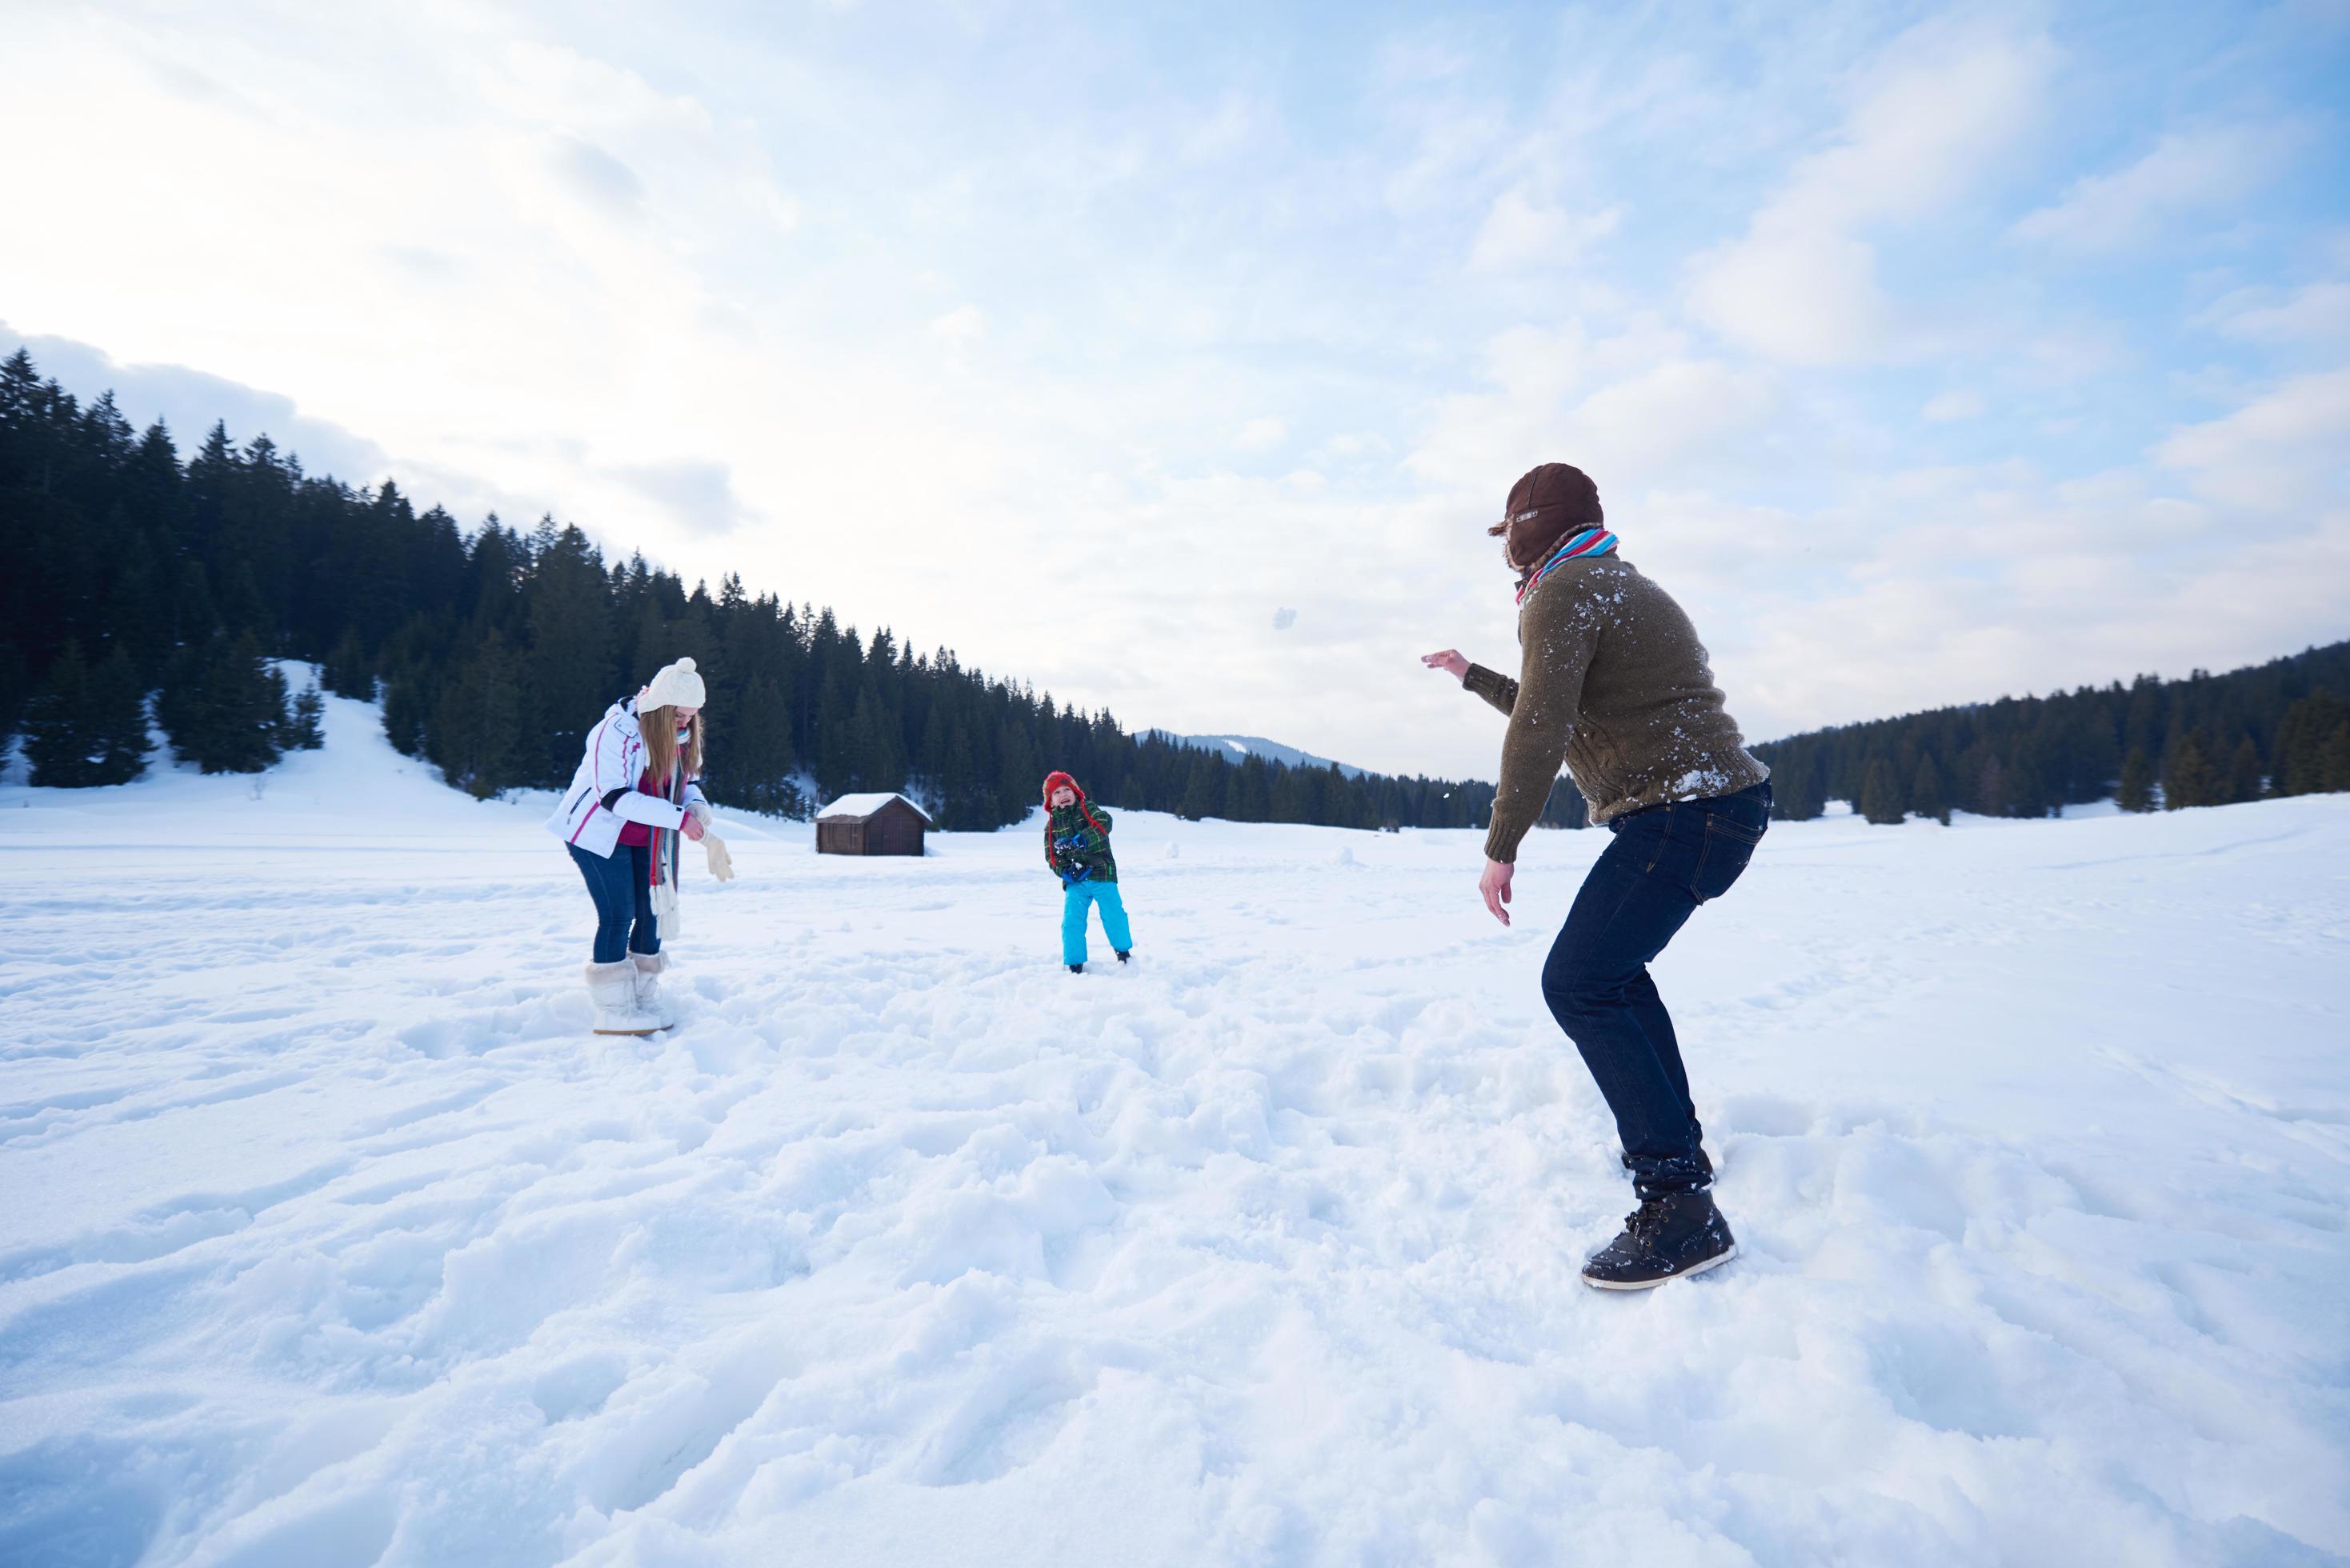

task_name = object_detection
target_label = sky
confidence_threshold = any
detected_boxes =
[3,1,2346,779]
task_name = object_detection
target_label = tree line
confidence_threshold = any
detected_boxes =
[0,346,1536,832]
[15,345,2333,830]
[1754,640,2350,824]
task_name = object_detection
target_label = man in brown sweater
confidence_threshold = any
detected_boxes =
[1424,462,1772,1290]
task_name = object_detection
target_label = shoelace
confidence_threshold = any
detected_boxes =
[1623,1198,1673,1242]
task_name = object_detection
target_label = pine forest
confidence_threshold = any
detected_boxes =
[4,347,2344,828]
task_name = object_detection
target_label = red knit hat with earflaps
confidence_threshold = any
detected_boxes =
[1042,770,1105,866]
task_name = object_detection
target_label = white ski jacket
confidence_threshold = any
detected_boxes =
[545,698,709,858]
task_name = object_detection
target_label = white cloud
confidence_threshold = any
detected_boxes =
[550,136,647,216]
[1924,390,1984,422]
[2014,126,2297,252]
[1562,360,1781,485]
[1667,451,2349,744]
[1688,22,2053,365]
[1467,187,1619,271]
[1179,92,1267,162]
[2156,370,2350,514]
[1235,416,1287,452]
[2201,280,2350,344]
[1408,320,1774,498]
[929,305,987,343]
[1690,230,1893,366]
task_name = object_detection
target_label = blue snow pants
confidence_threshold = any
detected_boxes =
[1060,881,1132,966]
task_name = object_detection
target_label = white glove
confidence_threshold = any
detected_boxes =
[702,830,735,882]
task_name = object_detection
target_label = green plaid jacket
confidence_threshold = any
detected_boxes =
[1047,803,1119,885]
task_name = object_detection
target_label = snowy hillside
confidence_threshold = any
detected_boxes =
[2,686,2346,1564]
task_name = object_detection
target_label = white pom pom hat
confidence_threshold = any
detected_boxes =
[641,657,707,712]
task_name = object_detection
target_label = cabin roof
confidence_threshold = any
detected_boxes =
[813,792,935,824]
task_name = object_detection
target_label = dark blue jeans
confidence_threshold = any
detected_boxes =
[1540,782,1771,1198]
[569,842,659,964]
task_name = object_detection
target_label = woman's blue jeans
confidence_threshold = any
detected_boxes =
[1540,782,1770,1198]
[569,842,659,964]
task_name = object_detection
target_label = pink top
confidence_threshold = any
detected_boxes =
[618,769,663,846]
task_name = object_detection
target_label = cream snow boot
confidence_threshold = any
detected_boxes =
[586,959,660,1036]
[631,950,676,1030]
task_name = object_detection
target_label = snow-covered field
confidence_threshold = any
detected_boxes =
[3,686,2346,1566]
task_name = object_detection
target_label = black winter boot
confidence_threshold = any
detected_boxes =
[1581,1190,1737,1290]
[1068,962,1084,974]
[1115,950,1131,964]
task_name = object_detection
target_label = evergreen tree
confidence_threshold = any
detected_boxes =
[1859,755,1906,825]
[1179,750,1224,820]
[174,559,219,650]
[727,675,802,817]
[1768,749,1824,820]
[2273,692,2348,796]
[109,527,174,679]
[431,633,522,798]
[284,683,326,750]
[2116,747,2156,812]
[1909,754,1949,825]
[521,524,613,781]
[323,627,373,699]
[847,687,887,791]
[1229,754,1271,822]
[122,421,184,547]
[158,631,288,774]
[2004,744,2049,818]
[87,648,152,782]
[1539,777,1590,829]
[2324,720,2350,794]
[382,676,429,757]
[219,560,269,638]
[2222,737,2263,804]
[0,641,30,750]
[2162,730,2220,810]
[22,642,150,786]
[941,718,987,829]
[1972,752,2008,818]
[995,710,1039,810]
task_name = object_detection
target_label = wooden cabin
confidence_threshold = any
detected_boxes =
[814,793,933,857]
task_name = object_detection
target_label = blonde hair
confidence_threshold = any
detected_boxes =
[640,704,705,786]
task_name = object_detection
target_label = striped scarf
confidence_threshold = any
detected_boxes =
[647,764,688,933]
[1515,527,1619,604]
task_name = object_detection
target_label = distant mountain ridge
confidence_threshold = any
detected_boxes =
[1146,731,1365,779]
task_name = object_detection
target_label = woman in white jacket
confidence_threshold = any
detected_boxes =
[545,657,711,1034]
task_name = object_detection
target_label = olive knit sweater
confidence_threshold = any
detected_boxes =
[1468,553,1768,862]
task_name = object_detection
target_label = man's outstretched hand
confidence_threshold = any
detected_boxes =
[1479,858,1513,926]
[1422,649,1469,682]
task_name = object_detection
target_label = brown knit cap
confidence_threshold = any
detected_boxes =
[1487,462,1603,571]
